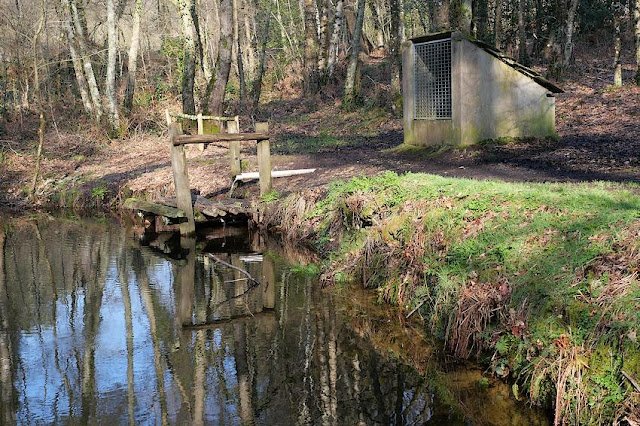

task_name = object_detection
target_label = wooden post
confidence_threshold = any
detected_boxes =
[196,113,205,151]
[255,122,271,196]
[227,119,242,178]
[165,109,172,126]
[169,123,196,236]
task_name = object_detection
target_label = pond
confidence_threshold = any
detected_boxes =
[0,215,550,424]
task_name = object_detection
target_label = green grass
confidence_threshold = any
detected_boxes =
[283,171,640,424]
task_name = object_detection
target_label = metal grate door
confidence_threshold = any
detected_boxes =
[414,39,452,120]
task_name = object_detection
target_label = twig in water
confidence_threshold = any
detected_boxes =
[205,253,262,287]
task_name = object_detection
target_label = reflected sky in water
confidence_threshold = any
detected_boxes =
[0,217,549,425]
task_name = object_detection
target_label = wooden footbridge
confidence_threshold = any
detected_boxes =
[125,114,274,236]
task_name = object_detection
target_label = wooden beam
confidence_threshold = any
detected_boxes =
[169,123,196,236]
[227,120,241,178]
[123,198,186,218]
[174,132,269,145]
[255,122,272,196]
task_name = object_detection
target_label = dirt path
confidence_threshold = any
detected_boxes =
[1,73,638,207]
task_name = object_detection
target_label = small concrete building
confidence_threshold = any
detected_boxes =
[402,31,563,147]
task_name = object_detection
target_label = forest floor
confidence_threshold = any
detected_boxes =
[0,60,639,209]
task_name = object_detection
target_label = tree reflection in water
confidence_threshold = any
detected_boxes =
[0,217,549,425]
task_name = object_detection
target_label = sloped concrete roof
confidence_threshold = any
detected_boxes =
[410,31,564,94]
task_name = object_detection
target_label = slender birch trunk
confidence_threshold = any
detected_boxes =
[233,0,247,103]
[614,4,623,86]
[317,0,330,77]
[61,4,93,119]
[250,9,270,108]
[343,0,365,109]
[124,0,143,113]
[563,0,579,66]
[106,0,120,133]
[327,0,344,78]
[69,0,103,121]
[303,0,320,95]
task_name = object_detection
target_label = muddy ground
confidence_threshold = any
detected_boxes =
[0,63,639,208]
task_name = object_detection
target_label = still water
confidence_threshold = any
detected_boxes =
[0,216,550,425]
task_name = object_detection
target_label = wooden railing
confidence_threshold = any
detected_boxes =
[168,122,271,236]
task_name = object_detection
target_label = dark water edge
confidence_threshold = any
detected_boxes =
[0,214,551,425]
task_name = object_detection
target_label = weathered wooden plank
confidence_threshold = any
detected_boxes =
[227,120,241,178]
[174,132,269,145]
[255,122,272,196]
[123,198,186,218]
[157,196,254,218]
[169,123,196,236]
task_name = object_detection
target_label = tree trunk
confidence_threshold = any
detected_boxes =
[475,0,489,41]
[368,1,385,49]
[494,0,503,49]
[432,0,450,32]
[614,6,623,86]
[459,0,472,33]
[250,9,270,108]
[233,0,247,103]
[562,0,579,66]
[68,0,103,121]
[60,2,93,115]
[303,0,320,95]
[518,0,527,64]
[124,0,143,114]
[343,0,365,109]
[327,0,344,78]
[389,0,403,102]
[317,0,330,77]
[208,0,233,115]
[106,0,120,134]
[174,0,197,114]
[634,0,640,84]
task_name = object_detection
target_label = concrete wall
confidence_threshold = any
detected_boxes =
[402,33,557,147]
[457,39,556,145]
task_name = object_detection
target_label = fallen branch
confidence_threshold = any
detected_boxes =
[205,253,261,287]
[622,370,640,393]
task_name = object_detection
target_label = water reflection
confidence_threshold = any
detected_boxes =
[0,217,549,425]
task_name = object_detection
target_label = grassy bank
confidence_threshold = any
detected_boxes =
[263,171,640,424]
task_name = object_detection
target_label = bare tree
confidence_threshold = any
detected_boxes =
[105,0,120,133]
[124,0,143,114]
[614,2,623,86]
[208,0,233,115]
[343,0,366,109]
[302,0,320,95]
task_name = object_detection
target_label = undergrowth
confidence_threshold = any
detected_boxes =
[262,171,640,424]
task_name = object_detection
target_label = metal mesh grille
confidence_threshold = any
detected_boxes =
[414,39,452,120]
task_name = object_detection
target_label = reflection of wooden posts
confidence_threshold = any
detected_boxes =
[262,257,275,309]
[256,122,272,196]
[178,237,197,326]
[227,120,241,178]
[169,124,196,236]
